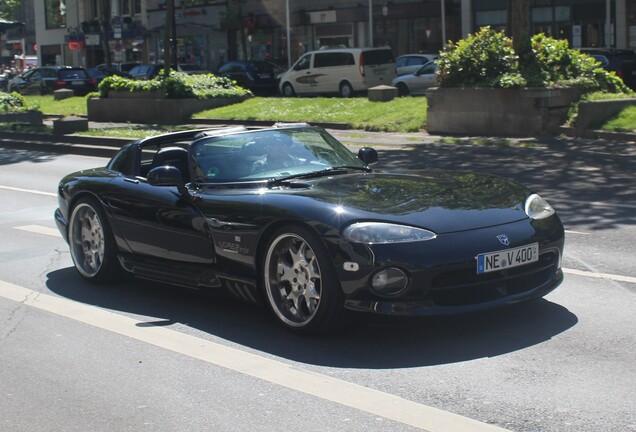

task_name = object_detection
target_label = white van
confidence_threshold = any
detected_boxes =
[279,47,396,97]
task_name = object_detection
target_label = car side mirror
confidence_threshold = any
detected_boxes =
[147,166,189,196]
[357,147,378,165]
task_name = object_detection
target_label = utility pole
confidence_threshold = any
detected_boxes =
[163,0,174,76]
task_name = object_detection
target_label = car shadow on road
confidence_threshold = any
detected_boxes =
[46,267,578,369]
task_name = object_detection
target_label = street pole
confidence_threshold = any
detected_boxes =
[606,0,611,48]
[368,0,373,47]
[286,0,291,69]
[441,0,446,48]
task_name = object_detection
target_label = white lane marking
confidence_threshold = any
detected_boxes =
[0,280,509,432]
[564,230,589,235]
[14,225,61,237]
[0,185,57,198]
[563,268,636,284]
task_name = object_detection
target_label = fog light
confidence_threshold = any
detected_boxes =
[371,267,408,296]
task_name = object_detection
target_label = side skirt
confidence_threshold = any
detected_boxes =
[117,254,260,304]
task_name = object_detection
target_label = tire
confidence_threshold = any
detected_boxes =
[263,226,345,335]
[339,81,354,98]
[68,197,120,283]
[282,82,295,97]
[396,82,410,97]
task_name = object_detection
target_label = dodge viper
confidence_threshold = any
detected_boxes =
[55,124,564,334]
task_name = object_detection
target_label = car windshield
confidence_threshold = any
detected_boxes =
[190,126,366,183]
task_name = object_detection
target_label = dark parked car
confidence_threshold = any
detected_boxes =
[216,60,278,94]
[127,64,163,80]
[8,66,97,95]
[55,124,564,335]
[582,48,636,90]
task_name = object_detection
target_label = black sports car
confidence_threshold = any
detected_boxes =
[55,124,564,334]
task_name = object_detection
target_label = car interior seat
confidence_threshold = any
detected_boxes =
[151,147,190,182]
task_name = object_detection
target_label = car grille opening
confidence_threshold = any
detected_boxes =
[429,252,558,307]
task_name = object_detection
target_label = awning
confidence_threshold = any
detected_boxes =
[0,19,24,32]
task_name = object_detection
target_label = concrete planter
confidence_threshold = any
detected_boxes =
[87,95,248,124]
[107,90,166,99]
[0,110,43,125]
[426,87,582,137]
[574,98,636,135]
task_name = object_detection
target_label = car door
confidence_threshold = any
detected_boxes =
[287,53,313,94]
[101,145,216,264]
[410,63,437,95]
[13,69,41,94]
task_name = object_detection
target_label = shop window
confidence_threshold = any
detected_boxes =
[531,7,552,23]
[475,10,507,27]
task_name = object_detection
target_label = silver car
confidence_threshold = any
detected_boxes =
[391,62,438,96]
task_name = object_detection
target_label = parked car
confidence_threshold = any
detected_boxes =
[216,60,279,94]
[55,123,564,335]
[96,62,139,76]
[177,64,209,75]
[581,48,636,90]
[86,68,108,85]
[395,53,438,76]
[127,64,163,80]
[279,47,396,97]
[8,66,97,95]
[392,62,438,96]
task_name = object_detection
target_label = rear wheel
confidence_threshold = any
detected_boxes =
[339,81,354,98]
[282,82,295,97]
[263,226,345,335]
[68,197,120,283]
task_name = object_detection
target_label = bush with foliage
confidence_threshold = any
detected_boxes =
[95,70,253,99]
[0,91,31,113]
[437,27,632,94]
[436,27,525,88]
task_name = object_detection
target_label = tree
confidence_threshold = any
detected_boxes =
[0,0,20,21]
[508,0,532,55]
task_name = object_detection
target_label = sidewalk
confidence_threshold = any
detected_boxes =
[0,117,634,160]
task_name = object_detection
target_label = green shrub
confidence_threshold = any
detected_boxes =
[0,91,30,113]
[437,27,632,94]
[96,70,252,99]
[437,27,524,88]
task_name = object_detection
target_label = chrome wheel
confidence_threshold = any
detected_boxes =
[69,202,105,278]
[264,232,322,328]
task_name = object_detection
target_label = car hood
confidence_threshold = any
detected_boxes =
[294,171,531,234]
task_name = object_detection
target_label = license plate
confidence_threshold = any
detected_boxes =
[71,80,84,86]
[258,73,272,79]
[476,243,538,274]
[374,68,387,75]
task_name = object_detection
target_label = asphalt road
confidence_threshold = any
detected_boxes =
[0,137,635,432]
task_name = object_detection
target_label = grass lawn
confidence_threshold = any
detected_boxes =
[20,95,427,133]
[599,106,636,133]
[194,97,427,132]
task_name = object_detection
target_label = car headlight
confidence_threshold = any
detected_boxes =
[343,222,436,244]
[525,194,555,220]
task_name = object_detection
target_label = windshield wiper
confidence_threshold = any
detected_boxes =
[267,166,371,186]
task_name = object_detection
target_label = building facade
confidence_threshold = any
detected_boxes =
[4,0,635,71]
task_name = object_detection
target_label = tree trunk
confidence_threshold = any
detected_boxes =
[508,0,532,55]
[101,0,111,67]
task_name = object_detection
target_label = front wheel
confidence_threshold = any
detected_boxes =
[281,82,295,97]
[396,82,410,97]
[339,81,354,98]
[263,226,345,335]
[68,197,120,283]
